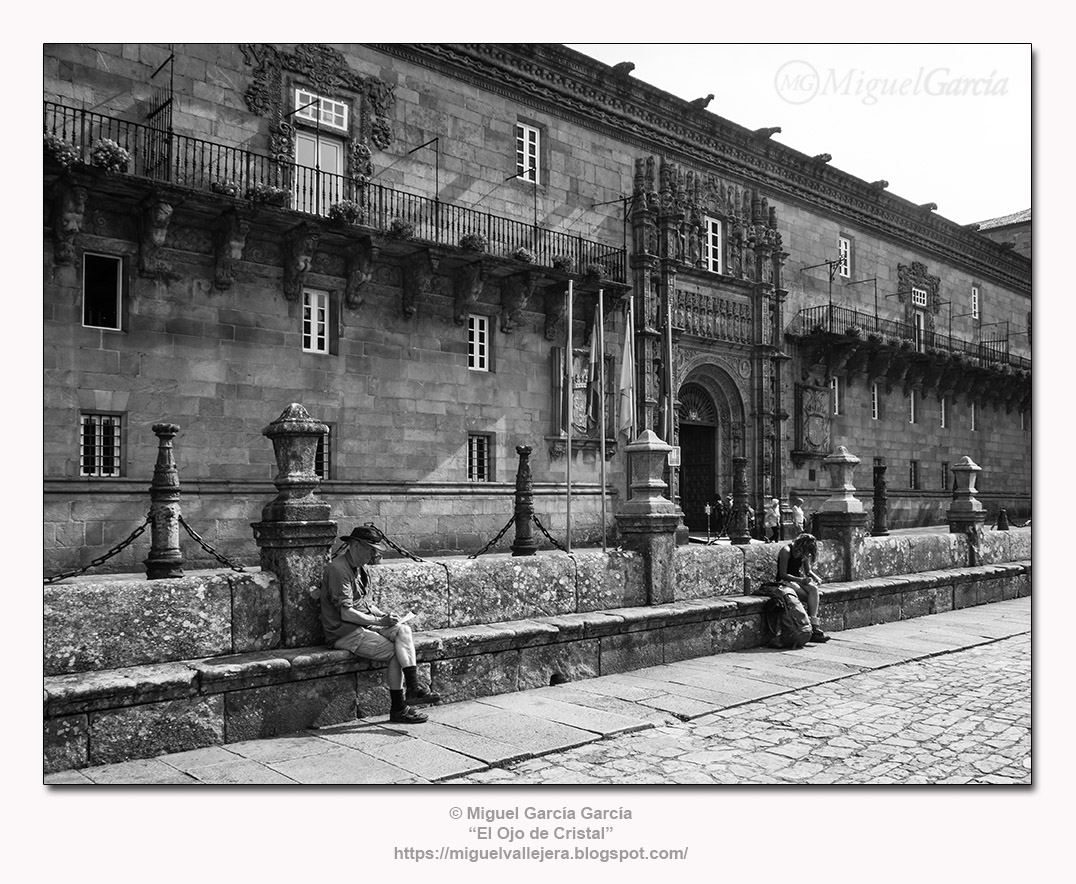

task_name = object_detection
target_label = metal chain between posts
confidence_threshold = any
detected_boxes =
[532,514,568,553]
[43,516,151,585]
[179,516,246,573]
[468,515,516,559]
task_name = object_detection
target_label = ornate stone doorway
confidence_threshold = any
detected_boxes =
[678,383,719,531]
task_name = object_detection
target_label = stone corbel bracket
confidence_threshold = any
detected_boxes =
[542,283,568,340]
[452,260,486,325]
[52,178,88,266]
[213,210,251,291]
[283,222,321,301]
[345,236,380,310]
[500,271,534,333]
[402,249,438,318]
[139,196,175,278]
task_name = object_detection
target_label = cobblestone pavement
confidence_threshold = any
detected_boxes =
[444,634,1031,785]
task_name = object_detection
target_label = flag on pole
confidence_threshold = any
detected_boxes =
[618,300,636,442]
[587,301,602,429]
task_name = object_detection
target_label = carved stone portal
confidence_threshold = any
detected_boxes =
[283,223,321,301]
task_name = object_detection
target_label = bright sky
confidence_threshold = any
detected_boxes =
[568,44,1030,227]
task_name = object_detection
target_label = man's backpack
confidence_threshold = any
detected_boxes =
[756,582,812,649]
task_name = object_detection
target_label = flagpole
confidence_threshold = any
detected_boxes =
[598,288,607,552]
[565,279,573,554]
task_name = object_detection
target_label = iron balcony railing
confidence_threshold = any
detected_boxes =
[44,100,626,283]
[788,305,1030,370]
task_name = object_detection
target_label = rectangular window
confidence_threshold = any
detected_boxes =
[294,88,349,132]
[972,285,980,320]
[705,217,724,274]
[314,426,332,480]
[468,314,489,371]
[940,397,947,429]
[837,235,851,278]
[941,461,950,491]
[871,383,879,420]
[80,413,122,477]
[1021,409,1027,432]
[303,289,329,353]
[909,390,917,424]
[909,460,920,490]
[515,122,540,184]
[911,286,928,307]
[971,402,978,431]
[83,253,123,330]
[830,376,841,416]
[468,434,493,482]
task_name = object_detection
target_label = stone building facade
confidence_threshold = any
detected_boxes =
[43,43,1031,574]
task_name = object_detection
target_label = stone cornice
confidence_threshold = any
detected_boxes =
[369,43,1030,295]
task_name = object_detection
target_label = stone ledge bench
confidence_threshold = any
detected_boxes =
[44,560,1030,772]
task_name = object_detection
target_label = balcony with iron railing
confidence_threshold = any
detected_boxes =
[787,304,1030,370]
[43,100,627,283]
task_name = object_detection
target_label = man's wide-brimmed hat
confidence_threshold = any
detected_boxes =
[340,525,386,550]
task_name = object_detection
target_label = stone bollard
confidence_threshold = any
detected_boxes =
[997,508,1010,531]
[145,422,184,579]
[511,445,538,556]
[729,456,752,546]
[251,404,337,647]
[871,463,889,537]
[948,456,986,564]
[614,430,679,605]
[817,446,869,581]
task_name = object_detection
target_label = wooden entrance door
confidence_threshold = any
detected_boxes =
[680,423,716,531]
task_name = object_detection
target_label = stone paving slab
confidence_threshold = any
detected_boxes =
[409,722,532,766]
[361,738,487,782]
[80,758,201,784]
[267,747,413,785]
[435,707,599,756]
[617,668,772,706]
[475,692,654,736]
[180,758,298,784]
[527,684,678,726]
[226,733,339,764]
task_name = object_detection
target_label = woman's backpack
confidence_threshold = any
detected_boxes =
[756,582,812,649]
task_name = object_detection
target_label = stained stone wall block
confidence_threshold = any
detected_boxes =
[230,570,282,653]
[575,550,647,612]
[431,650,521,703]
[367,561,450,630]
[223,674,357,742]
[44,575,232,675]
[672,544,744,600]
[900,588,935,620]
[44,714,88,774]
[517,640,600,690]
[599,630,664,675]
[710,614,767,652]
[660,620,712,663]
[88,696,225,765]
[445,554,576,626]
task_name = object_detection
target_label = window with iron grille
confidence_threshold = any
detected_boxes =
[705,217,723,274]
[468,434,493,482]
[971,402,978,431]
[972,285,980,320]
[468,314,489,371]
[303,289,329,353]
[516,122,540,184]
[940,396,947,429]
[871,383,879,420]
[909,460,920,490]
[294,88,349,132]
[941,461,950,491]
[83,253,123,330]
[315,426,332,480]
[80,413,123,477]
[830,376,841,415]
[909,390,917,424]
[838,235,852,278]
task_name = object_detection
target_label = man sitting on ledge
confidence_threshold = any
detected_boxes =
[320,525,439,724]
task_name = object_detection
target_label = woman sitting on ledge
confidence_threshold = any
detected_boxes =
[776,533,830,644]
